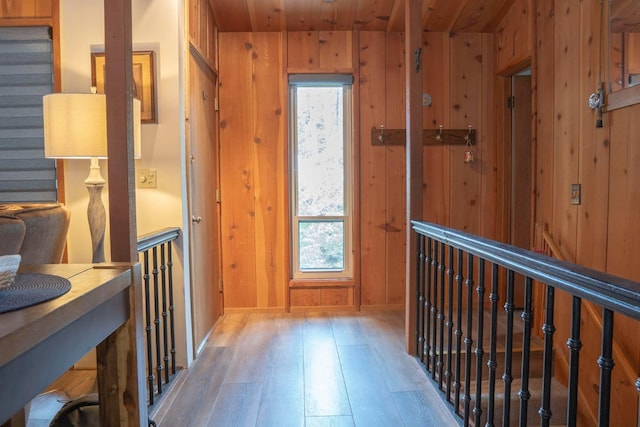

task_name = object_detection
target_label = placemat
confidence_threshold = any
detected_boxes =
[0,273,71,314]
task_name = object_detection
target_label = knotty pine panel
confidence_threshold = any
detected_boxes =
[533,0,554,232]
[605,104,640,427]
[251,32,286,308]
[290,288,354,308]
[479,34,497,239]
[0,0,53,18]
[188,0,217,70]
[249,0,286,32]
[576,0,609,274]
[383,32,406,305]
[449,32,483,235]
[287,31,353,72]
[358,31,388,306]
[219,33,259,308]
[318,31,353,71]
[549,0,581,390]
[0,0,34,17]
[495,0,532,73]
[287,31,319,70]
[551,0,580,264]
[422,32,451,226]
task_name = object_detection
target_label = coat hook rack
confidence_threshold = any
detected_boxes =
[371,125,476,146]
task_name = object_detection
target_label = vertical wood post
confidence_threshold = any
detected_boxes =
[104,0,138,263]
[405,0,424,354]
[99,1,147,426]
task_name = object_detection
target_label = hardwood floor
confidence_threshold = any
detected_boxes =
[152,310,459,427]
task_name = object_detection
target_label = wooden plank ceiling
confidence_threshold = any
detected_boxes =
[210,0,517,33]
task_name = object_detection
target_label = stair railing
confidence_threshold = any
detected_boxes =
[539,223,639,425]
[412,220,640,427]
[137,227,181,407]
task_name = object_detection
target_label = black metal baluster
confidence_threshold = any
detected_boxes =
[502,269,515,427]
[152,247,163,395]
[454,248,464,416]
[431,241,439,380]
[168,241,177,375]
[143,250,155,405]
[446,245,455,403]
[474,258,486,426]
[518,277,533,426]
[417,235,425,359]
[598,309,615,427]
[565,296,582,427]
[425,238,433,371]
[161,243,170,385]
[539,285,555,427]
[486,263,499,427]
[438,242,446,389]
[463,254,475,425]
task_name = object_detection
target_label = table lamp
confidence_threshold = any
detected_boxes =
[42,93,141,263]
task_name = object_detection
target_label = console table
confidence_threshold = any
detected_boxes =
[0,263,147,426]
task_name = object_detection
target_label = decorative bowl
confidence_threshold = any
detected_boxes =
[0,254,21,289]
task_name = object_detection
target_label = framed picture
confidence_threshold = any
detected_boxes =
[91,50,157,123]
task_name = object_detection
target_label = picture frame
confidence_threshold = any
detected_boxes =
[91,50,157,123]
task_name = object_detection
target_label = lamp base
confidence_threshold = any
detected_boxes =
[87,183,106,263]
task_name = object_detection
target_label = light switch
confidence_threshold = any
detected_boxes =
[570,183,581,205]
[138,168,157,189]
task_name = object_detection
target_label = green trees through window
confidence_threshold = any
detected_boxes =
[290,79,353,278]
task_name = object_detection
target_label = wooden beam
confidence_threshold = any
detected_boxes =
[101,1,146,426]
[104,0,138,263]
[405,0,423,355]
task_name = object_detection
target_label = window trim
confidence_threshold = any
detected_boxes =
[289,77,354,280]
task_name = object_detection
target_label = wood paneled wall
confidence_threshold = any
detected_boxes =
[495,0,532,73]
[219,30,496,310]
[0,0,54,19]
[219,32,287,310]
[532,0,639,424]
[188,0,217,70]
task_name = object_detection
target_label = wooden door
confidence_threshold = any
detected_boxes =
[188,51,222,351]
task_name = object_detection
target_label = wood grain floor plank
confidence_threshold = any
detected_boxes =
[392,390,457,427]
[330,313,368,346]
[255,333,305,427]
[336,344,404,426]
[358,312,427,393]
[206,382,263,427]
[305,415,355,426]
[225,314,276,383]
[303,313,351,417]
[158,346,232,426]
[207,312,249,347]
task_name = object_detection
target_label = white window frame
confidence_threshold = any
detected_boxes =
[289,75,354,279]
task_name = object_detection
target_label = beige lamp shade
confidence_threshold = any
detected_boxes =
[43,93,141,159]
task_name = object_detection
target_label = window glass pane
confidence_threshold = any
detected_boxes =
[295,86,344,217]
[298,220,344,270]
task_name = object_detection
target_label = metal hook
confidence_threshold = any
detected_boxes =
[436,124,444,142]
[378,124,386,142]
[465,125,472,145]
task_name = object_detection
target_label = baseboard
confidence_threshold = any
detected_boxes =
[289,305,357,313]
[223,306,286,314]
[359,304,404,311]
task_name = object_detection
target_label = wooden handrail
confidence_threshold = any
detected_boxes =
[541,227,638,387]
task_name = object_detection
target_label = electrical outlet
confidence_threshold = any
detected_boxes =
[137,168,157,189]
[570,183,581,205]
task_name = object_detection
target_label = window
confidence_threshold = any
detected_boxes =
[0,27,57,203]
[289,75,353,279]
